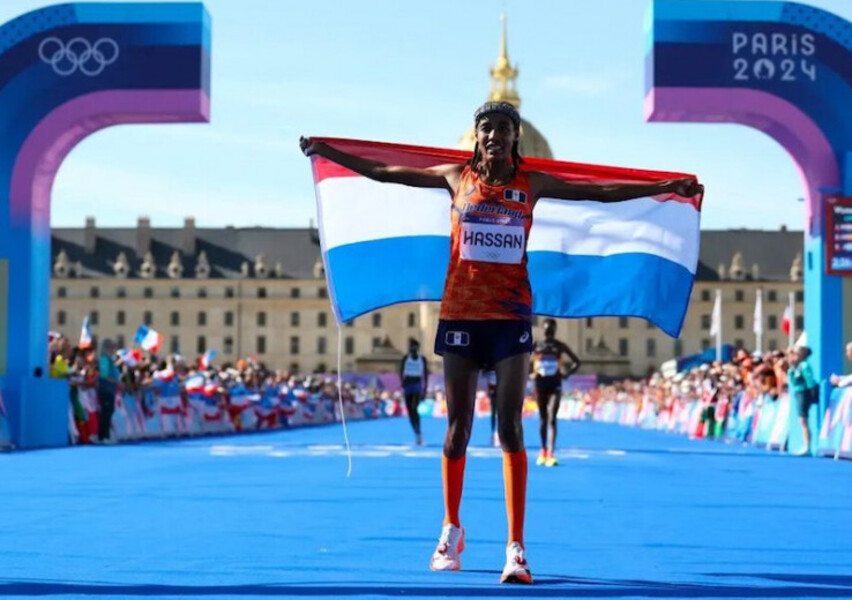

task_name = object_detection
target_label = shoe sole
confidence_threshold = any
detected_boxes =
[500,573,533,584]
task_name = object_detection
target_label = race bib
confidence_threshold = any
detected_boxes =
[460,222,525,264]
[403,357,424,378]
[537,357,559,377]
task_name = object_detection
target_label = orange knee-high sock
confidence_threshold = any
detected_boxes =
[442,454,466,527]
[503,450,528,547]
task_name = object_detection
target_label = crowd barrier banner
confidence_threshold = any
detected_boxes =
[818,388,852,459]
[0,384,11,448]
[63,381,394,446]
[554,388,847,460]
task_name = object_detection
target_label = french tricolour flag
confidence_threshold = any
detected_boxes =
[78,316,93,349]
[133,325,164,354]
[200,349,218,369]
[310,138,702,337]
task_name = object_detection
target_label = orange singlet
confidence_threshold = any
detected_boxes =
[440,165,534,321]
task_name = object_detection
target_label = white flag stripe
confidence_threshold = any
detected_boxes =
[528,198,699,272]
[317,177,700,272]
[317,178,448,247]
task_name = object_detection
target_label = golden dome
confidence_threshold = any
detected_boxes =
[457,14,553,160]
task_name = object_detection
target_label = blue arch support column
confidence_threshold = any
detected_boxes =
[645,0,852,453]
[0,3,210,448]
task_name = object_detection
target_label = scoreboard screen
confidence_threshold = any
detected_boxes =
[827,197,852,276]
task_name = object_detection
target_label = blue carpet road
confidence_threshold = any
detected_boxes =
[1,417,851,600]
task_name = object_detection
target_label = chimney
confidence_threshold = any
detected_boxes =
[137,217,151,257]
[84,216,96,253]
[183,217,196,255]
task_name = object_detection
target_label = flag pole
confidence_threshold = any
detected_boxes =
[715,288,722,362]
[754,288,763,354]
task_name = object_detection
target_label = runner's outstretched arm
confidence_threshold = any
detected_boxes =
[529,171,703,203]
[301,137,462,193]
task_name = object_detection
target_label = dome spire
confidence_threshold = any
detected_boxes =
[489,13,520,108]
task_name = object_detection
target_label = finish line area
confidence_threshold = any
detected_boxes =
[1,417,851,600]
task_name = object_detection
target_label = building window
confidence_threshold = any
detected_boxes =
[673,339,683,357]
[289,362,300,374]
[170,287,180,299]
[767,290,778,302]
[734,315,744,330]
[170,336,180,354]
[117,287,126,298]
[57,286,67,298]
[117,311,125,326]
[618,317,628,329]
[318,287,327,298]
[291,287,301,299]
[345,337,354,355]
[735,339,745,349]
[735,289,744,302]
[224,311,234,327]
[700,289,711,302]
[585,318,593,328]
[89,311,99,326]
[702,338,710,350]
[198,312,207,327]
[795,290,804,302]
[198,287,207,298]
[224,337,234,355]
[225,287,235,298]
[646,321,654,330]
[618,338,629,357]
[144,287,153,299]
[257,336,266,354]
[57,310,66,326]
[291,312,300,327]
[701,314,711,330]
[795,316,804,331]
[769,339,778,351]
[408,313,416,328]
[345,320,354,328]
[197,336,206,354]
[257,287,267,299]
[768,315,778,330]
[372,313,382,328]
[317,336,327,355]
[318,312,327,327]
[170,311,180,326]
[316,363,327,374]
[257,312,267,327]
[290,336,299,355]
[144,311,152,326]
[116,335,125,348]
[646,339,656,358]
[88,286,99,298]
[372,337,381,348]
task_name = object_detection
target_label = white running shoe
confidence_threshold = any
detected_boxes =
[500,541,533,584]
[429,524,465,571]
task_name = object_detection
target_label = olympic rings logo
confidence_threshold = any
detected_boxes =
[38,37,119,77]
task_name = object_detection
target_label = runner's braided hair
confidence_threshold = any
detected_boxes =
[469,101,523,176]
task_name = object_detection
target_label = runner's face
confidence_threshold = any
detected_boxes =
[476,114,516,162]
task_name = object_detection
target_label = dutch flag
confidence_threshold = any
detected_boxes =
[134,325,164,354]
[309,138,703,337]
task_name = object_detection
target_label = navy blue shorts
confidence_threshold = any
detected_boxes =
[434,319,533,370]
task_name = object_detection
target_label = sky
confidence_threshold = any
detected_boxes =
[3,0,852,231]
